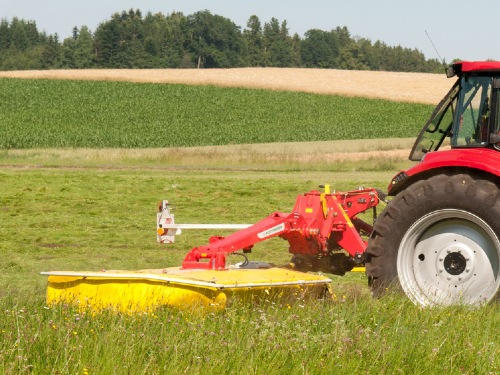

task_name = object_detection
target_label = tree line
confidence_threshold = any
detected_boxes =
[0,9,445,72]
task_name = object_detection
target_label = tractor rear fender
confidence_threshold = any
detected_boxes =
[388,148,500,196]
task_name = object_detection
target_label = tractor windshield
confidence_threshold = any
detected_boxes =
[451,76,493,148]
[410,80,459,161]
[410,76,494,161]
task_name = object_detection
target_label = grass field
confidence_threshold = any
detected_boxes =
[0,138,416,172]
[1,71,499,374]
[1,166,499,374]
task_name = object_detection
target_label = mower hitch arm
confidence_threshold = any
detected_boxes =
[181,188,379,270]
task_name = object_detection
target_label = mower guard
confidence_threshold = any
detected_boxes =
[42,266,332,313]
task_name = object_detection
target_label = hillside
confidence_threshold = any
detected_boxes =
[0,68,451,105]
[0,68,451,168]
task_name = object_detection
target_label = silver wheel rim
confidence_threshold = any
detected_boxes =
[397,209,500,306]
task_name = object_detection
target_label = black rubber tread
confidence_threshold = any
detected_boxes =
[365,173,500,298]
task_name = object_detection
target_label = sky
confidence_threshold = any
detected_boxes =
[2,0,500,63]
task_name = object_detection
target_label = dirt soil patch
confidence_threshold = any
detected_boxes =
[0,68,451,104]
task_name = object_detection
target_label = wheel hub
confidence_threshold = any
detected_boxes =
[443,252,466,275]
[431,242,476,284]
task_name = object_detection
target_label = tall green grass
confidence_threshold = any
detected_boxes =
[0,167,499,373]
[2,294,498,374]
[0,78,432,148]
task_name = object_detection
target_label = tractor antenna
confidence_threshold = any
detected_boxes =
[425,30,445,66]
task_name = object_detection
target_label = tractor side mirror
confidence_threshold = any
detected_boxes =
[446,66,455,78]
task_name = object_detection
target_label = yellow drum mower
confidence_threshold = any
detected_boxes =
[42,185,380,312]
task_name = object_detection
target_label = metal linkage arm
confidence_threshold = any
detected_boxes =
[182,212,294,270]
[181,188,380,270]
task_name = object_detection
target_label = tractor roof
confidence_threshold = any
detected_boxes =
[448,61,500,77]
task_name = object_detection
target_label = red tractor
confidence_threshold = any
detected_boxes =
[45,61,500,312]
[365,61,500,306]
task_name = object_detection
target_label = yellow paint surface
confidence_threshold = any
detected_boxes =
[45,267,332,313]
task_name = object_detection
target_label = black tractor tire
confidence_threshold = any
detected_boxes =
[365,173,500,306]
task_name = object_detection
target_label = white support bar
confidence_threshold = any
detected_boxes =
[157,199,252,244]
[162,224,251,230]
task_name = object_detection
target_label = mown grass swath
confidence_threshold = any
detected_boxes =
[0,78,432,148]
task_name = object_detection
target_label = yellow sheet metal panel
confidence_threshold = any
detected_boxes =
[47,277,225,312]
[44,267,332,313]
[351,267,366,273]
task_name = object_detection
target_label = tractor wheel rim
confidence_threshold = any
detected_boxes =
[397,209,500,306]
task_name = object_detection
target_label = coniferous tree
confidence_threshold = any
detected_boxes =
[40,34,62,68]
[73,26,94,68]
[163,12,190,68]
[243,15,265,67]
[263,18,293,67]
[93,13,123,67]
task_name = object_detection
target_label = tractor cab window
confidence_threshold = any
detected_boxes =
[410,80,459,161]
[491,79,500,146]
[451,76,492,147]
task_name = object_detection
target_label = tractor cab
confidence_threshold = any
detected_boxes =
[410,61,500,161]
[368,61,500,308]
